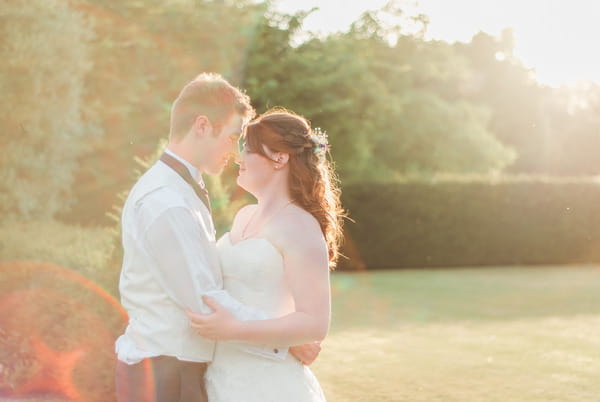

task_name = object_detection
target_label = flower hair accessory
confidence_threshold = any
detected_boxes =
[308,127,330,162]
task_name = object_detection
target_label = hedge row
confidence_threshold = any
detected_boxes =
[339,179,600,269]
[0,220,120,294]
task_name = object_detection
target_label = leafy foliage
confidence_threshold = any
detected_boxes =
[0,220,118,291]
[3,0,600,238]
[242,9,515,182]
[0,0,96,220]
[341,178,600,269]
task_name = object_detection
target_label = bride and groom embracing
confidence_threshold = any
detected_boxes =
[114,73,344,402]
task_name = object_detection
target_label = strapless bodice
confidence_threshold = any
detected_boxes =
[206,233,327,401]
[217,233,294,318]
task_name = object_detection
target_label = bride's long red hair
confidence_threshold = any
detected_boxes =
[243,108,345,269]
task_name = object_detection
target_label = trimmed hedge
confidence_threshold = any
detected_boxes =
[0,220,119,294]
[339,178,600,269]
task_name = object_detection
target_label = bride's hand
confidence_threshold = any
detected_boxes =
[186,296,240,340]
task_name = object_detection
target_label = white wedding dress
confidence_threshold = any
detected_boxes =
[205,233,327,402]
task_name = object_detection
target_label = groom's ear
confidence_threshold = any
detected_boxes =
[192,115,212,138]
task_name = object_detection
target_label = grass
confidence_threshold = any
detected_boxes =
[2,263,599,401]
[312,266,600,401]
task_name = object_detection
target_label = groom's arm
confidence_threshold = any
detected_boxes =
[143,204,262,318]
[142,204,223,313]
[141,202,288,359]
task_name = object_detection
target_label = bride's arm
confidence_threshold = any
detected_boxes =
[188,214,331,346]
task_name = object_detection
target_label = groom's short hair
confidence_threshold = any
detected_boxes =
[169,73,255,140]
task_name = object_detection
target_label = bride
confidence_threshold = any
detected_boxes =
[187,108,344,401]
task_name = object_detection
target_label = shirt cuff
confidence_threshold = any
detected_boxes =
[239,344,289,361]
[115,334,158,365]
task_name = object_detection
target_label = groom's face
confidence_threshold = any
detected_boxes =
[201,113,243,175]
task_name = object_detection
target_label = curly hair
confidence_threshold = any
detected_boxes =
[243,108,345,269]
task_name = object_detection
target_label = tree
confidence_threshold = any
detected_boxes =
[64,0,268,223]
[242,7,514,181]
[454,31,552,173]
[0,0,95,220]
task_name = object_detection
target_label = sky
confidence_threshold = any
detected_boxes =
[273,0,600,87]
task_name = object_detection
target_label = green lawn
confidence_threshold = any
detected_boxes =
[312,266,600,401]
[2,263,599,401]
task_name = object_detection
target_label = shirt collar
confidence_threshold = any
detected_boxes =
[164,148,205,188]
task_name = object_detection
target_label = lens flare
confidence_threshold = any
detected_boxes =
[0,261,127,400]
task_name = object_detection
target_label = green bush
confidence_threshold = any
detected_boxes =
[0,220,119,293]
[0,0,96,220]
[340,177,600,269]
[0,261,126,400]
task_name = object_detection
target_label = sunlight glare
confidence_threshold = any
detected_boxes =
[274,0,600,87]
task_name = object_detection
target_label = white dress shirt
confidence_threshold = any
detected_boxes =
[116,149,287,364]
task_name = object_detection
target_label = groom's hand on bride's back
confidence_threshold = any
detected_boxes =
[290,342,322,366]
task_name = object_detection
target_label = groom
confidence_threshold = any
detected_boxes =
[115,73,320,402]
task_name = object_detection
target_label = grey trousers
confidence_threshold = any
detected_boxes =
[115,356,208,402]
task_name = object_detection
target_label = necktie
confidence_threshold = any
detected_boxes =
[159,153,211,213]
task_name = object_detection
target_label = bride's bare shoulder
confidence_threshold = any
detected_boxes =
[273,205,325,250]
